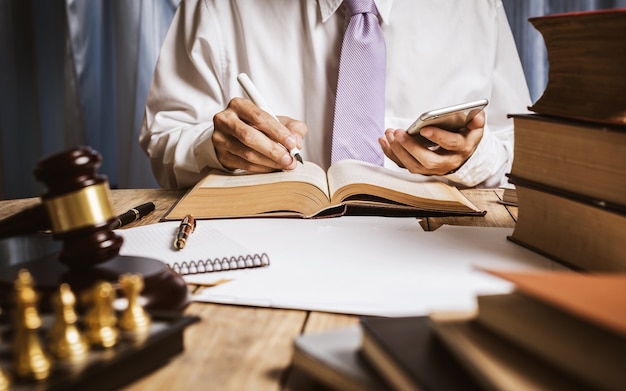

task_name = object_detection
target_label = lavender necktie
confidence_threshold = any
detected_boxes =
[331,0,386,166]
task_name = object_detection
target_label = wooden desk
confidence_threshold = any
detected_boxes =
[0,189,517,391]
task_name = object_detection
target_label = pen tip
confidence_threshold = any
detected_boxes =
[295,153,303,164]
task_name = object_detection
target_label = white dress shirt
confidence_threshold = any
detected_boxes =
[140,0,531,189]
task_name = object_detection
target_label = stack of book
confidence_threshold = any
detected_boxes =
[426,269,626,391]
[507,8,626,272]
[292,269,626,391]
[291,315,485,391]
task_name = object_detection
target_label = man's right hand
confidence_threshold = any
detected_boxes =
[212,97,307,172]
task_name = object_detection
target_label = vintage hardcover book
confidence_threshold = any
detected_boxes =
[292,327,389,391]
[359,316,483,391]
[497,185,517,207]
[528,9,626,125]
[476,269,626,391]
[476,293,626,391]
[482,269,626,339]
[507,177,626,272]
[509,114,626,206]
[164,160,483,219]
[428,312,589,391]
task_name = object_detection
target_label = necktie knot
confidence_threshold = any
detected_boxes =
[344,0,379,16]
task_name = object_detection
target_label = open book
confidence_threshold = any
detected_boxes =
[165,160,484,219]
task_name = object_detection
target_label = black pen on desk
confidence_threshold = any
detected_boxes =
[237,72,303,164]
[174,214,196,250]
[113,202,156,229]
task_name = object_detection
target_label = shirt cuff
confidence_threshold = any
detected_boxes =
[440,126,504,188]
[193,125,228,173]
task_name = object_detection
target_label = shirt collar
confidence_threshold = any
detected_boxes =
[319,0,392,25]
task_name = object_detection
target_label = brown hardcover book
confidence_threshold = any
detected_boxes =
[164,160,483,220]
[476,293,626,391]
[482,269,626,339]
[359,316,483,391]
[497,185,517,207]
[528,9,626,125]
[507,177,626,272]
[509,114,626,206]
[429,312,589,391]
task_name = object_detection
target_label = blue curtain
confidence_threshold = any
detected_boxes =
[1,0,625,199]
[0,0,177,199]
[502,0,626,101]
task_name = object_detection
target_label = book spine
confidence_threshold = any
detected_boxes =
[507,175,626,216]
[510,184,626,272]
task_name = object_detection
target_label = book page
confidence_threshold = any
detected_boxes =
[326,160,479,211]
[165,161,331,219]
[198,161,330,198]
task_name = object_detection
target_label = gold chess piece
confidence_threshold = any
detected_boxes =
[49,283,89,362]
[0,307,10,390]
[12,269,52,381]
[83,281,119,348]
[118,274,151,340]
[0,364,9,391]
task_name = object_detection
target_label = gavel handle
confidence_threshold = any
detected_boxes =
[0,204,51,239]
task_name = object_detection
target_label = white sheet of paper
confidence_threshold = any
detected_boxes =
[182,217,561,316]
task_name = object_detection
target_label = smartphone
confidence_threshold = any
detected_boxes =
[406,99,489,148]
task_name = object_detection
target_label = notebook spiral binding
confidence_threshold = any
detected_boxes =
[169,253,270,275]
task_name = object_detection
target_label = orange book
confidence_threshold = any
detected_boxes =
[483,269,626,338]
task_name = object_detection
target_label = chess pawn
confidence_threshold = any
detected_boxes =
[12,269,52,381]
[0,364,9,391]
[48,283,89,363]
[83,281,119,348]
[0,308,10,391]
[118,274,151,340]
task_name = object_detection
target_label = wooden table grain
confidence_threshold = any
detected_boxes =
[0,188,517,391]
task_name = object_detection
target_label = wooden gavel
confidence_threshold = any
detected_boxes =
[0,147,123,269]
[0,147,190,312]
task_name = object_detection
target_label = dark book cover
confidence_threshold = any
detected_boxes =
[360,316,483,391]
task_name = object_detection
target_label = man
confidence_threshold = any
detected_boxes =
[140,0,530,189]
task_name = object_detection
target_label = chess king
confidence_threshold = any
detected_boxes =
[0,146,190,312]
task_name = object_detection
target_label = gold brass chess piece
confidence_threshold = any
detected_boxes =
[12,270,52,381]
[48,283,89,363]
[119,274,152,340]
[0,146,190,312]
[0,308,10,391]
[83,281,119,349]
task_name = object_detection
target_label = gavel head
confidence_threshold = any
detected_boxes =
[33,146,123,269]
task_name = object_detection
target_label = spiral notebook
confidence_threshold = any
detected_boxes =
[116,221,270,285]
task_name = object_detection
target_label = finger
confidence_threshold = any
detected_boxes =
[278,116,308,149]
[393,130,464,175]
[213,126,294,171]
[466,111,486,130]
[418,126,463,151]
[379,131,404,168]
[386,130,431,174]
[220,149,284,173]
[231,98,300,155]
[214,99,296,168]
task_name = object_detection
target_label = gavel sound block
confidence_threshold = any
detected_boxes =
[0,147,190,312]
